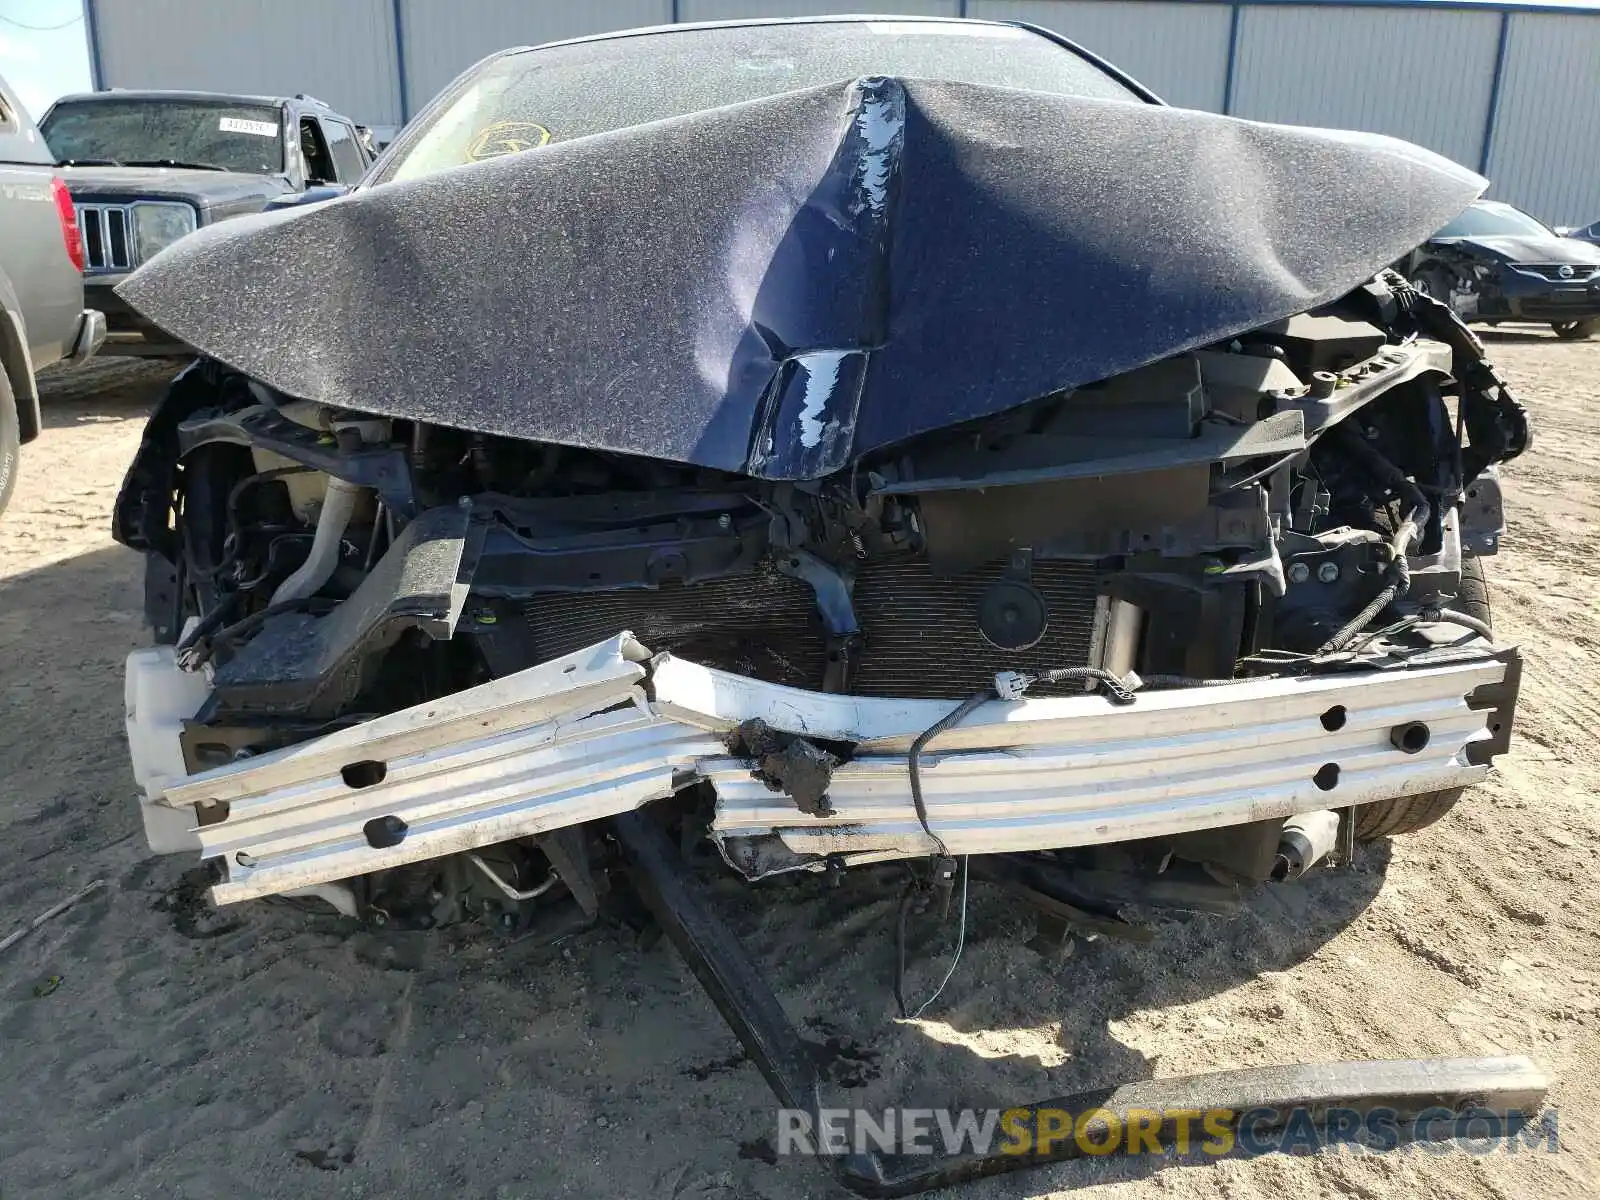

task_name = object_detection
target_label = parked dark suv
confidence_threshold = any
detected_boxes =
[0,72,103,516]
[40,90,373,355]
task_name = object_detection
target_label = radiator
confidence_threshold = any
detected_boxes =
[522,557,1102,699]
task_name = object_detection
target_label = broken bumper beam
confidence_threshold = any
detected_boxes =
[696,653,1508,873]
[147,634,1517,904]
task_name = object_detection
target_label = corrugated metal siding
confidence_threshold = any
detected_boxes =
[1484,12,1600,226]
[1231,5,1500,167]
[969,0,1232,111]
[397,0,672,113]
[680,0,955,19]
[93,0,402,126]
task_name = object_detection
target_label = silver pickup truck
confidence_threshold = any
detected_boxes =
[0,73,105,515]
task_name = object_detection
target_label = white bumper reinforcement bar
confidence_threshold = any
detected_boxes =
[138,634,1513,904]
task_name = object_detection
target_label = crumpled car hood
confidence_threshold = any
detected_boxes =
[119,76,1483,480]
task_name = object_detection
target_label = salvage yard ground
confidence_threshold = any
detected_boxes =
[0,340,1596,1199]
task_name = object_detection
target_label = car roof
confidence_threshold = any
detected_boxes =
[1468,199,1531,215]
[498,13,1027,58]
[49,89,339,113]
[463,15,1153,107]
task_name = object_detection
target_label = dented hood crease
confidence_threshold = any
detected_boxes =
[118,76,1484,480]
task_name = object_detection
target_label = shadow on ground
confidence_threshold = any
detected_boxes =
[689,838,1392,1194]
[1478,327,1576,345]
[36,358,180,427]
[0,541,1396,1199]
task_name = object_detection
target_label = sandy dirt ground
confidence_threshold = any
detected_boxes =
[0,340,1596,1200]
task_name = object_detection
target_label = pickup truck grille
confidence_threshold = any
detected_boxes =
[75,203,133,274]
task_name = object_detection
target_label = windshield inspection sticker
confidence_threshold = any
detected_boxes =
[219,117,279,137]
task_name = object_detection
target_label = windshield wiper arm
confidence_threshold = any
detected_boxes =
[56,157,123,167]
[123,158,227,171]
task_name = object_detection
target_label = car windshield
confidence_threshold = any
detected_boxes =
[380,20,1141,184]
[1436,204,1553,239]
[41,99,284,174]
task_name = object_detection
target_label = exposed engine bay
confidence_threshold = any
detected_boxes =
[104,73,1528,962]
[98,55,1544,1194]
[114,264,1527,933]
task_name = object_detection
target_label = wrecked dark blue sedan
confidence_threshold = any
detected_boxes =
[108,17,1535,1190]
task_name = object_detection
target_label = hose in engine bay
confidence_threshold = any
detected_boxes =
[1315,424,1432,656]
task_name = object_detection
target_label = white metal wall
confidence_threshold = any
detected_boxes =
[1486,12,1600,225]
[397,0,672,113]
[1231,4,1501,169]
[91,0,404,126]
[970,0,1232,111]
[88,0,1600,225]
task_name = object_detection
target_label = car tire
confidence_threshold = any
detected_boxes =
[1409,265,1455,309]
[0,369,20,518]
[1353,554,1492,841]
[1551,319,1599,340]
